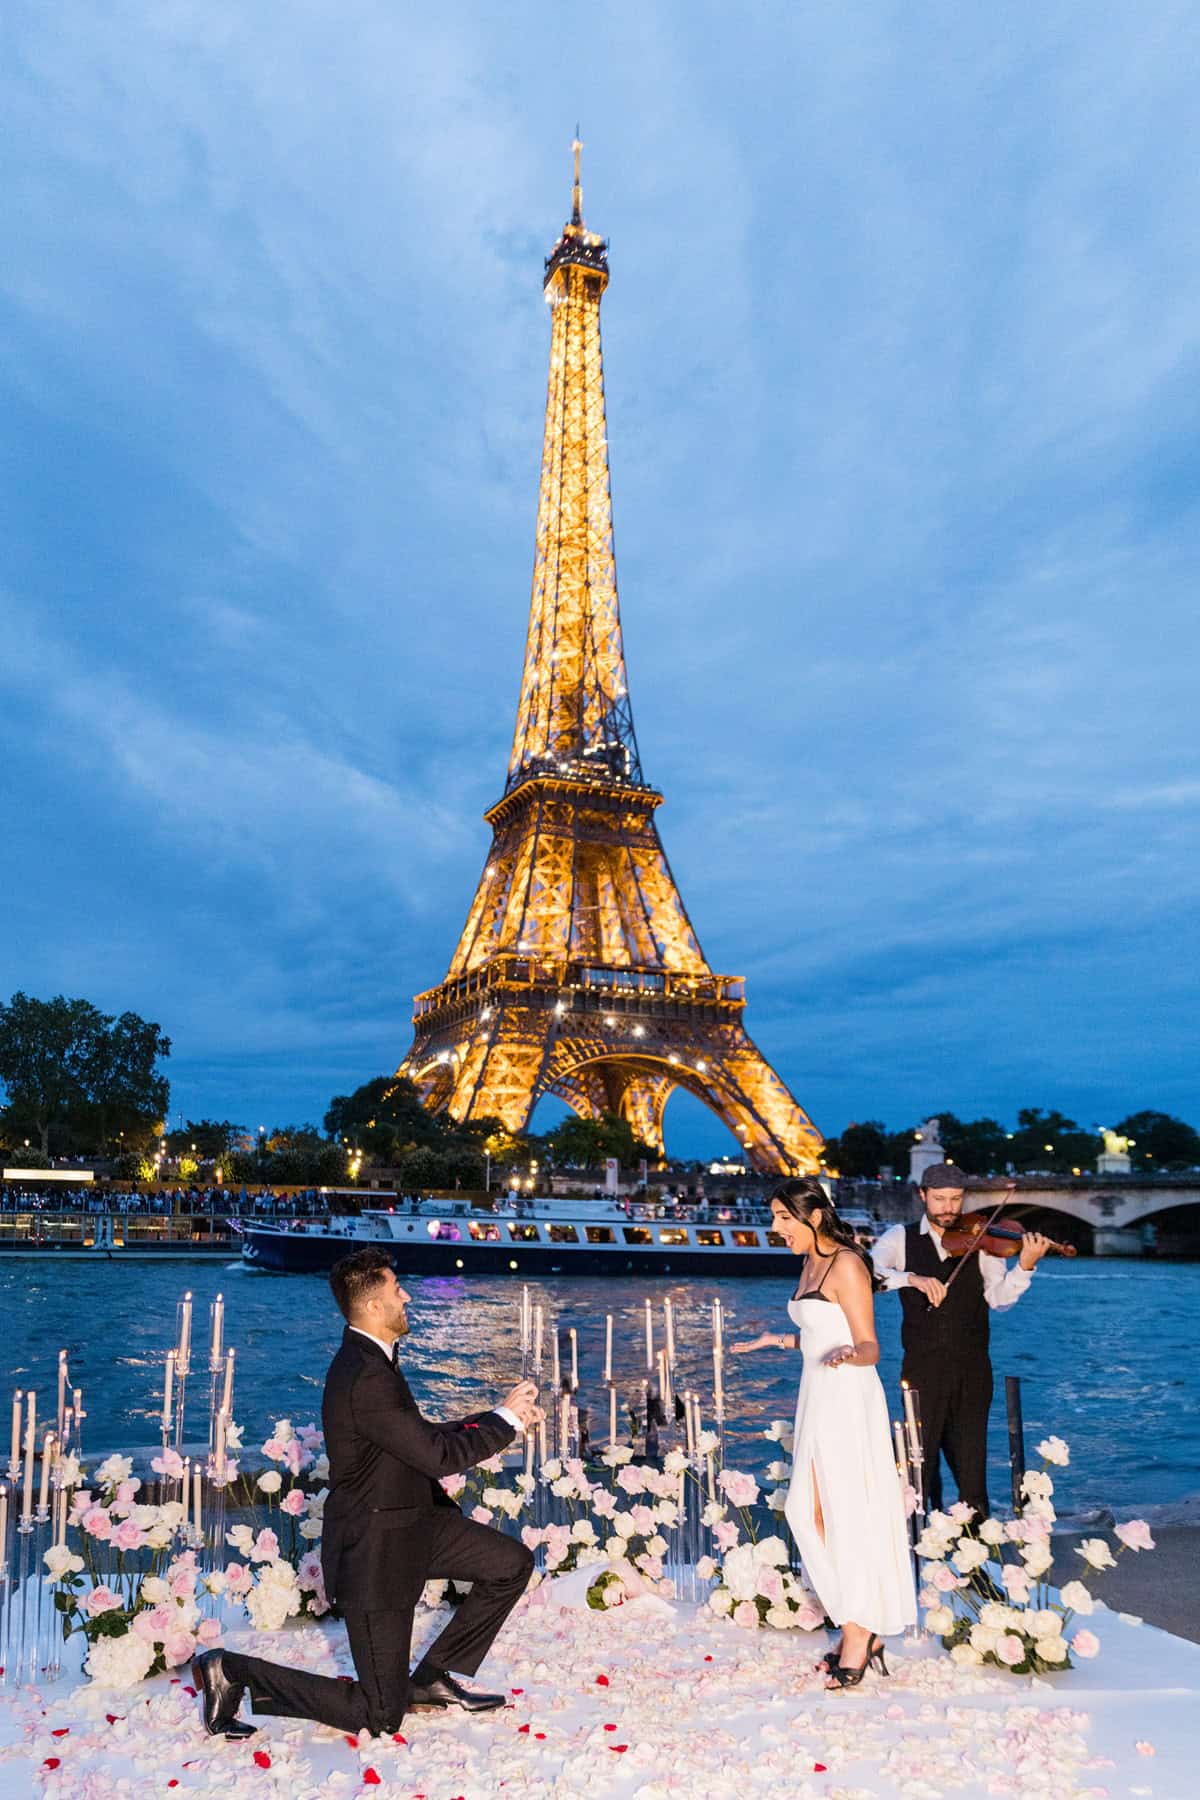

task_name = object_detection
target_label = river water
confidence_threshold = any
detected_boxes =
[1,1259,1195,1517]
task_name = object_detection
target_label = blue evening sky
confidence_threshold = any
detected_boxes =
[3,4,1197,1157]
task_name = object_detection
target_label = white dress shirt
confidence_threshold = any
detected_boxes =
[871,1216,1033,1312]
[349,1327,522,1432]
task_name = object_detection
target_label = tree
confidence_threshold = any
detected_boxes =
[0,993,169,1156]
[165,1120,246,1160]
[1114,1111,1200,1172]
[932,1113,1013,1177]
[544,1111,654,1169]
[1008,1108,1096,1175]
[828,1120,889,1178]
[324,1076,442,1161]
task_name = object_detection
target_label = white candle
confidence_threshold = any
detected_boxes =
[523,1428,534,1476]
[221,1349,235,1415]
[705,1449,716,1503]
[22,1394,36,1520]
[684,1391,696,1457]
[9,1390,21,1473]
[551,1330,560,1392]
[55,1481,67,1546]
[569,1328,578,1391]
[537,1415,547,1466]
[72,1386,83,1430]
[644,1299,654,1372]
[181,1457,191,1532]
[901,1381,922,1466]
[532,1306,544,1375]
[609,1384,617,1446]
[520,1286,531,1357]
[162,1351,175,1428]
[193,1463,202,1539]
[56,1351,68,1439]
[62,1407,73,1452]
[38,1432,54,1514]
[603,1314,613,1383]
[712,1297,724,1356]
[658,1348,671,1411]
[0,1484,7,1560]
[178,1292,193,1374]
[214,1410,227,1483]
[664,1298,676,1365]
[892,1419,908,1480]
[210,1294,224,1368]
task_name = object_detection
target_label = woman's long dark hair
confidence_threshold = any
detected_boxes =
[770,1177,882,1289]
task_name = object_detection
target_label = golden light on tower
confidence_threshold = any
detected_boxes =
[397,146,822,1175]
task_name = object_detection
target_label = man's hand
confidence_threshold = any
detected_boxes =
[502,1380,542,1428]
[1018,1231,1052,1271]
[908,1273,947,1307]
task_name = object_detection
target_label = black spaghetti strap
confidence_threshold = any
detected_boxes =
[813,1248,842,1295]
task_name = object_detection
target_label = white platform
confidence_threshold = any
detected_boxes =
[0,1586,1194,1798]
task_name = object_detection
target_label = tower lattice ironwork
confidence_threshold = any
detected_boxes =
[398,145,822,1175]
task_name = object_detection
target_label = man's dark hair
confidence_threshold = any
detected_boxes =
[329,1247,395,1322]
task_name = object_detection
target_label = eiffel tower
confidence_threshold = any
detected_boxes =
[399,145,822,1175]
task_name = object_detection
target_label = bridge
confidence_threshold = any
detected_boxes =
[961,1176,1200,1255]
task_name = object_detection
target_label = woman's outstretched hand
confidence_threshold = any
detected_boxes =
[822,1344,857,1368]
[730,1333,780,1355]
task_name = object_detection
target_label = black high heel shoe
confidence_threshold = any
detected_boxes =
[826,1636,888,1687]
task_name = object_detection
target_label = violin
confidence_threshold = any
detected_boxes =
[940,1214,1077,1260]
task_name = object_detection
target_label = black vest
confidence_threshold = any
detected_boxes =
[898,1222,990,1365]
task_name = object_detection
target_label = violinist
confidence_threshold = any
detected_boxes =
[871,1162,1053,1518]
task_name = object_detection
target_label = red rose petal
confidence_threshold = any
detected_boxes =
[43,1760,60,1770]
[704,1654,713,1662]
[604,1722,617,1730]
[814,1765,827,1773]
[105,1714,121,1724]
[518,1723,530,1734]
[345,1735,358,1746]
[363,1773,381,1787]
[51,1728,70,1736]
[595,1674,609,1686]
[510,1687,524,1695]
[534,1732,546,1741]
[392,1732,407,1744]
[609,1743,628,1753]
[253,1749,272,1768]
[182,1685,197,1697]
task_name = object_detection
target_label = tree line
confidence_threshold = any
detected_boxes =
[2,992,1196,1186]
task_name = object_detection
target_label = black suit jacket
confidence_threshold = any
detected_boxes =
[319,1327,516,1608]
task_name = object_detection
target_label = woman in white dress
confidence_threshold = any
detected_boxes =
[731,1178,915,1685]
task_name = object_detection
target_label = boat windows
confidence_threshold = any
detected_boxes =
[548,1224,579,1244]
[507,1223,541,1242]
[622,1226,653,1245]
[658,1228,689,1245]
[585,1226,616,1244]
[695,1229,724,1246]
[469,1221,501,1241]
[766,1230,788,1247]
[731,1230,760,1247]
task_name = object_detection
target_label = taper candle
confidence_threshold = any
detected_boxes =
[901,1381,922,1465]
[193,1463,202,1539]
[664,1298,676,1365]
[537,1415,547,1466]
[22,1394,36,1520]
[214,1410,227,1483]
[0,1484,7,1559]
[523,1428,534,1477]
[603,1313,613,1383]
[38,1432,54,1513]
[892,1419,907,1480]
[712,1345,725,1418]
[221,1348,235,1415]
[178,1292,193,1374]
[56,1351,67,1439]
[210,1294,224,1368]
[608,1384,617,1447]
[72,1386,83,1431]
[162,1351,175,1428]
[551,1330,560,1392]
[181,1457,191,1532]
[532,1305,544,1374]
[569,1328,578,1391]
[644,1298,654,1372]
[9,1390,21,1473]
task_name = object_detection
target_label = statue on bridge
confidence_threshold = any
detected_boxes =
[1098,1128,1133,1175]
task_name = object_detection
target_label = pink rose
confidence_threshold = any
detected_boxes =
[1001,1564,1032,1602]
[84,1585,123,1619]
[280,1489,308,1517]
[261,1438,285,1461]
[131,1610,159,1642]
[732,1600,759,1629]
[520,1525,544,1550]
[114,1479,140,1510]
[68,1489,93,1525]
[151,1449,184,1479]
[996,1633,1025,1666]
[250,1529,279,1563]
[223,1561,252,1597]
[756,1567,784,1604]
[931,1564,961,1592]
[638,1555,665,1580]
[629,1505,656,1536]
[590,1491,617,1518]
[440,1474,467,1499]
[113,1520,145,1553]
[82,1506,113,1541]
[616,1465,646,1495]
[169,1571,195,1600]
[284,1440,309,1476]
[948,1502,975,1524]
[470,1506,494,1526]
[795,1604,825,1631]
[196,1618,223,1645]
[718,1470,760,1509]
[162,1630,195,1666]
[132,1604,173,1642]
[713,1521,739,1551]
[1071,1629,1100,1659]
[1114,1519,1155,1552]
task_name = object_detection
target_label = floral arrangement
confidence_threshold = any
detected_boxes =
[916,1435,1156,1673]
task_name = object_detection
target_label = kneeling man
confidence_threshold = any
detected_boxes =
[194,1247,540,1739]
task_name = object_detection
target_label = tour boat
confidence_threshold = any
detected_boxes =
[239,1193,806,1277]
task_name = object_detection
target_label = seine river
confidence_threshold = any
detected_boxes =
[1,1259,1196,1517]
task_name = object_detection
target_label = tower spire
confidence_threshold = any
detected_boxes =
[571,131,583,225]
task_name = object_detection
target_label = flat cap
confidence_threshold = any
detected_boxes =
[920,1161,969,1190]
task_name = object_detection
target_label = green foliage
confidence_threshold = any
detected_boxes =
[323,1076,442,1161]
[0,992,170,1156]
[824,1120,888,1177]
[930,1113,1013,1177]
[165,1119,245,1159]
[1114,1111,1200,1172]
[543,1110,655,1170]
[1007,1108,1097,1175]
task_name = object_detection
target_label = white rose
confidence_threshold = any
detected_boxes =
[540,1458,563,1481]
[1028,1609,1062,1636]
[708,1588,733,1616]
[227,1525,255,1554]
[969,1625,1000,1656]
[952,1540,990,1573]
[653,1500,680,1528]
[311,1454,329,1480]
[763,1420,789,1441]
[1059,1581,1094,1615]
[225,1422,244,1450]
[701,1503,727,1527]
[950,1642,983,1666]
[140,1576,170,1603]
[204,1570,228,1596]
[299,1519,323,1540]
[1021,1470,1054,1502]
[1036,1436,1070,1466]
[1024,1496,1057,1525]
[924,1605,955,1635]
[764,1461,792,1484]
[1021,1543,1053,1577]
[1035,1634,1069,1663]
[752,1535,790,1567]
[571,1519,597,1543]
[979,1602,1009,1630]
[696,1555,717,1580]
[1076,1538,1117,1572]
[663,1450,689,1475]
[86,1631,156,1688]
[58,1453,82,1488]
[257,1471,283,1495]
[645,1533,668,1557]
[272,1419,295,1445]
[550,1476,576,1498]
[765,1605,796,1630]
[96,1454,133,1489]
[610,1511,636,1538]
[696,1430,721,1455]
[979,1519,1006,1546]
[600,1445,633,1466]
[767,1487,788,1513]
[43,1545,84,1581]
[145,1523,173,1550]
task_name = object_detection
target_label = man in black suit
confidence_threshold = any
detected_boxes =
[193,1246,541,1739]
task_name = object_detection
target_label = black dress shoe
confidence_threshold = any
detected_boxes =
[407,1668,506,1713]
[192,1650,257,1737]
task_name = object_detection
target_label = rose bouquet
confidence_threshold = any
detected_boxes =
[916,1437,1156,1673]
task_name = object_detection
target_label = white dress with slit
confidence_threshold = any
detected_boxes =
[782,1283,917,1637]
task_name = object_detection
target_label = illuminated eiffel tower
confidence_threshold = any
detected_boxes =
[399,145,822,1174]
